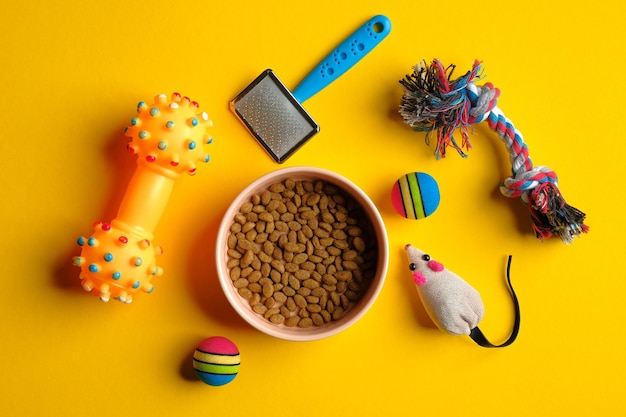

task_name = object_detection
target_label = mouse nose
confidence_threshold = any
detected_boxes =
[405,244,412,250]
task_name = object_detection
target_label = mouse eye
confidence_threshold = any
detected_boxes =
[409,263,417,271]
[422,254,431,261]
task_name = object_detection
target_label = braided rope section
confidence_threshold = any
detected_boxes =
[399,59,588,243]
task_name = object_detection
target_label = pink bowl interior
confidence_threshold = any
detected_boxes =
[216,166,389,341]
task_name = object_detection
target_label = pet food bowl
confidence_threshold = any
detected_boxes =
[215,166,389,341]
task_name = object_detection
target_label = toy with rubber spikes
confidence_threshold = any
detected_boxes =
[399,59,588,244]
[73,93,214,303]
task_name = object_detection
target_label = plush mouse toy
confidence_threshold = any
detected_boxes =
[404,244,520,347]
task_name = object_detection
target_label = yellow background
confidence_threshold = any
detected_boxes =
[1,1,623,415]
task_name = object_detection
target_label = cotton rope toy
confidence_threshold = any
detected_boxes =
[399,59,588,244]
[405,244,520,348]
[73,93,214,303]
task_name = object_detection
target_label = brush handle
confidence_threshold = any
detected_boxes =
[292,15,391,103]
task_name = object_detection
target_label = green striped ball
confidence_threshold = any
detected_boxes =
[391,172,440,219]
[193,336,240,386]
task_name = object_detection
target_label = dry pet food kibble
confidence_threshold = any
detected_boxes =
[226,178,379,328]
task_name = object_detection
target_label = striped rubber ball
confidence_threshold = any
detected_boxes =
[193,336,240,386]
[391,172,440,219]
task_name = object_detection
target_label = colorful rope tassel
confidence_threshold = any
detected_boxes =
[399,59,588,243]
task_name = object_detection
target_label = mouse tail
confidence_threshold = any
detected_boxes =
[469,255,521,348]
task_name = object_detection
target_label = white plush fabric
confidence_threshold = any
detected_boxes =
[405,245,484,336]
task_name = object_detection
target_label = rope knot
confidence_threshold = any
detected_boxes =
[399,59,498,158]
[500,166,558,203]
[466,82,500,123]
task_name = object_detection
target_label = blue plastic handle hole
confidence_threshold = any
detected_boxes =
[357,43,364,51]
[340,52,347,60]
[327,68,334,76]
[373,22,384,33]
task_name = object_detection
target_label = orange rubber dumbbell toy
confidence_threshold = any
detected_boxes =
[73,93,213,303]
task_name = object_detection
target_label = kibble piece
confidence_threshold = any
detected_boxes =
[343,250,358,261]
[249,292,261,306]
[270,259,285,273]
[345,290,360,301]
[319,222,332,232]
[239,249,254,268]
[238,287,253,299]
[269,314,285,324]
[292,253,308,264]
[302,278,319,289]
[233,278,249,289]
[335,270,352,282]
[230,266,242,281]
[334,239,349,250]
[306,304,322,314]
[262,282,274,298]
[285,316,300,327]
[288,274,301,290]
[297,287,311,297]
[320,310,332,323]
[274,291,287,304]
[240,202,253,214]
[255,232,268,243]
[340,294,350,309]
[237,238,253,252]
[263,308,280,319]
[260,263,271,278]
[327,246,342,256]
[264,297,276,309]
[280,212,294,222]
[285,296,297,311]
[300,261,315,271]
[332,306,345,320]
[294,294,307,309]
[353,236,366,252]
[260,190,271,205]
[305,295,320,304]
[343,260,359,271]
[252,303,268,315]
[311,313,324,326]
[314,228,330,238]
[322,274,337,286]
[298,317,313,328]
[227,233,238,249]
[258,212,274,222]
[300,209,317,220]
[284,241,304,253]
[241,222,255,234]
